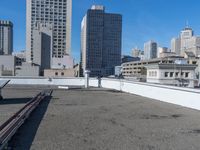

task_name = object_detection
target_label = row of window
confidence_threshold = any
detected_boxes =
[32,0,67,5]
[149,71,157,77]
[32,18,66,23]
[148,71,190,78]
[32,10,66,14]
[55,72,65,76]
[164,72,190,78]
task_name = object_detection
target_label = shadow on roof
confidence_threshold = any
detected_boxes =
[7,95,52,150]
[0,98,32,105]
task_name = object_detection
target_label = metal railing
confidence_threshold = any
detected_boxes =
[0,90,53,150]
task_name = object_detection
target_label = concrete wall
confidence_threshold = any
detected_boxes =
[0,76,86,86]
[0,55,15,76]
[101,78,200,110]
[15,63,40,77]
[44,69,76,77]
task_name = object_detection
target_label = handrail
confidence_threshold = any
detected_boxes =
[0,90,53,150]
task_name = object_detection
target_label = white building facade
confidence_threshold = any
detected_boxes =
[144,40,157,60]
[146,63,197,88]
[171,27,200,57]
[26,0,72,65]
[171,37,181,55]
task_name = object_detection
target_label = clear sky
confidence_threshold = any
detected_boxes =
[1,0,200,62]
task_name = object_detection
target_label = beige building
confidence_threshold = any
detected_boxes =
[44,68,79,77]
[121,57,198,78]
[157,47,169,58]
[44,64,79,77]
[159,52,177,58]
[171,37,181,55]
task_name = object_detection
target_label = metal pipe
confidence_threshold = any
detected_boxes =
[0,90,52,150]
[84,70,90,88]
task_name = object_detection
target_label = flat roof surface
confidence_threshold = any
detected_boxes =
[1,86,200,150]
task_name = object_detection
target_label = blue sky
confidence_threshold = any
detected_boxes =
[1,0,200,62]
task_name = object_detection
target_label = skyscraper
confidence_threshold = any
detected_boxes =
[180,27,193,55]
[81,5,122,77]
[0,20,13,55]
[26,0,72,65]
[144,40,157,60]
[171,26,200,57]
[171,37,181,55]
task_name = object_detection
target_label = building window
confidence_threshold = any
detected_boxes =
[149,71,152,77]
[61,72,64,76]
[170,72,173,77]
[185,72,189,78]
[175,72,179,77]
[55,72,58,76]
[164,72,169,77]
[154,71,157,77]
[181,72,184,76]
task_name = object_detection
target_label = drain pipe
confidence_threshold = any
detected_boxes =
[85,70,90,88]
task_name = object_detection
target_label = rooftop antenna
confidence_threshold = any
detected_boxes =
[186,20,189,28]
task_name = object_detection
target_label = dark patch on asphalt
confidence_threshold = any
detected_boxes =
[141,114,182,120]
[188,129,200,134]
[55,103,87,106]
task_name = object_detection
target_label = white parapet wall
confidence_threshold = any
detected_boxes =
[101,78,200,110]
[0,77,87,86]
[0,76,100,87]
[1,76,200,110]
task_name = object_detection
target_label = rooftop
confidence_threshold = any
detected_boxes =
[1,85,200,149]
[91,5,105,10]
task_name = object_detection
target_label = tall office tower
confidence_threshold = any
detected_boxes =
[26,0,72,66]
[180,27,193,55]
[171,26,200,57]
[0,20,13,55]
[81,5,122,77]
[32,23,53,73]
[144,40,157,60]
[171,37,181,55]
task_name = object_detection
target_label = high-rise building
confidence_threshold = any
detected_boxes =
[171,37,181,55]
[26,0,72,65]
[144,40,157,60]
[0,20,13,55]
[171,26,200,57]
[180,27,193,55]
[81,5,122,77]
[32,23,53,73]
